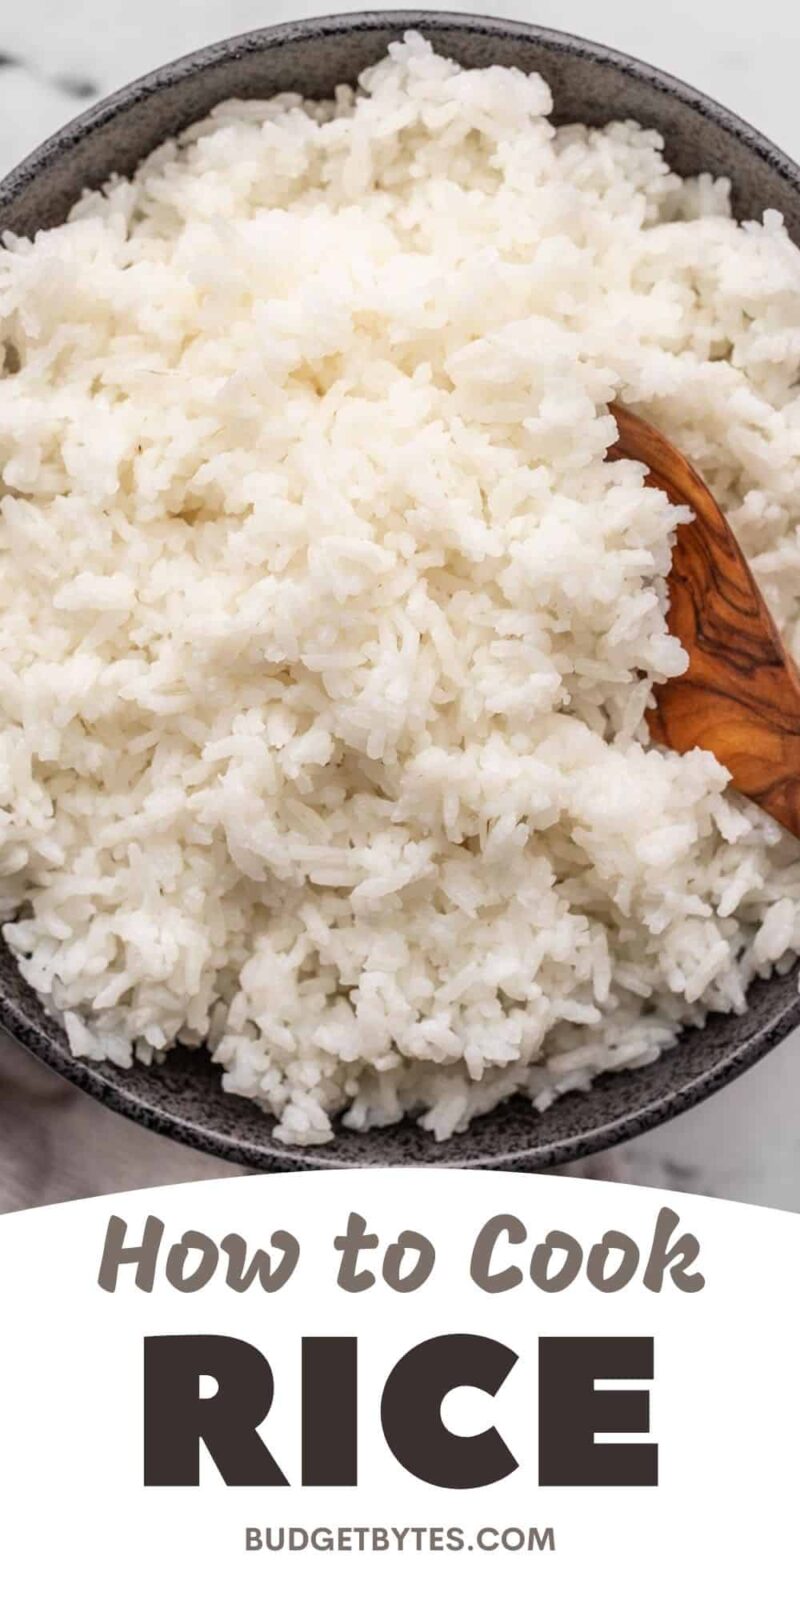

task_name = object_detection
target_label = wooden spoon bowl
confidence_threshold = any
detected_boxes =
[3,12,800,1175]
[609,403,800,837]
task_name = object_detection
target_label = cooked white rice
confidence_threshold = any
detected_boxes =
[2,32,800,1145]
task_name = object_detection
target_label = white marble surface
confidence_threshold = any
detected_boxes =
[1,0,800,1211]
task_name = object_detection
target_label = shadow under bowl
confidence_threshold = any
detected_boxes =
[2,11,799,1170]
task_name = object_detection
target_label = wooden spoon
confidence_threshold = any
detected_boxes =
[608,402,800,837]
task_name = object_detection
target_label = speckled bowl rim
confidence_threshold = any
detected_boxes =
[2,10,800,1172]
[3,984,799,1172]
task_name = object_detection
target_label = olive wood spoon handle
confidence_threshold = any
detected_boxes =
[608,402,800,837]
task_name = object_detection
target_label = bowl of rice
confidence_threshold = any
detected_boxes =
[2,11,800,1170]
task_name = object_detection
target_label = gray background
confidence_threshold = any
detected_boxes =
[1,0,799,1211]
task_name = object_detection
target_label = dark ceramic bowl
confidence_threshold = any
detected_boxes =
[2,11,800,1171]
